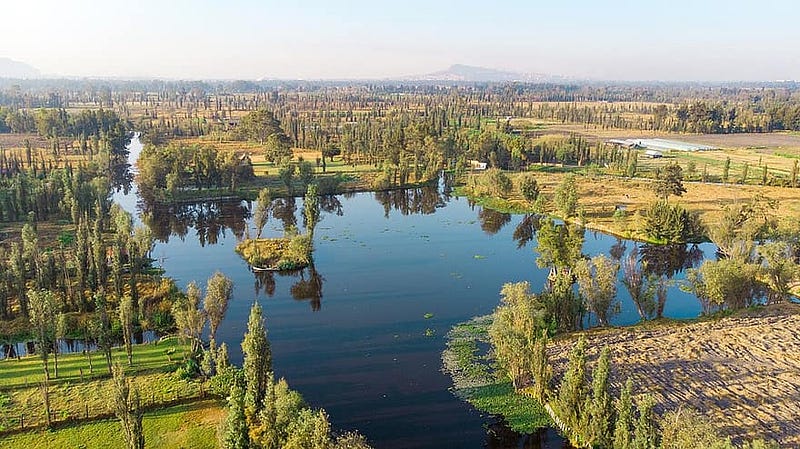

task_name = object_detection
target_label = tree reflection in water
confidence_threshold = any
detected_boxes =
[252,264,324,312]
[478,208,512,236]
[513,214,541,248]
[639,243,705,278]
[374,184,446,217]
[272,197,298,232]
[485,419,574,449]
[141,199,249,246]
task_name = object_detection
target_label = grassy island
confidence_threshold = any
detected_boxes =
[235,234,312,271]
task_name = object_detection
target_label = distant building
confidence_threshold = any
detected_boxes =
[606,138,718,152]
[468,160,488,170]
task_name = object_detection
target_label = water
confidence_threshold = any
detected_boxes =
[112,135,713,449]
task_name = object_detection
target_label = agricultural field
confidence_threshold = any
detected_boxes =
[2,400,221,449]
[546,303,800,446]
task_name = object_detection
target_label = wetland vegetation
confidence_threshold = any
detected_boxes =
[1,78,800,448]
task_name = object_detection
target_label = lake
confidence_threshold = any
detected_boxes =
[115,135,713,449]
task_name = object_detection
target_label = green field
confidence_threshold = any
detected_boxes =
[0,337,190,389]
[2,399,222,449]
[0,338,203,431]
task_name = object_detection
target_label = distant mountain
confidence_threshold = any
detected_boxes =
[0,58,41,79]
[398,64,567,83]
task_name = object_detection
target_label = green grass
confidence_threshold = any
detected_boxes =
[1,399,222,449]
[0,337,189,389]
[0,338,202,431]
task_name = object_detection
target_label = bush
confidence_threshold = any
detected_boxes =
[642,200,704,243]
[518,173,540,202]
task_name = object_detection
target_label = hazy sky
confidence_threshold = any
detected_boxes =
[2,0,799,81]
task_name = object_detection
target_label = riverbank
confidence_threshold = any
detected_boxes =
[459,167,800,243]
[545,303,800,446]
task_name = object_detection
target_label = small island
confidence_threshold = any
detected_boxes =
[236,184,320,271]
[235,233,311,271]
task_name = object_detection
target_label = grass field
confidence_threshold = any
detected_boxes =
[0,338,201,431]
[0,337,189,389]
[464,166,800,242]
[1,399,222,449]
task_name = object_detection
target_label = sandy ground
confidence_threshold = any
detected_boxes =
[547,304,800,446]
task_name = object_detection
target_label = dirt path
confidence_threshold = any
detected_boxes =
[547,304,800,446]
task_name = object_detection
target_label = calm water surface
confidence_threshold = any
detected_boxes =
[114,136,713,449]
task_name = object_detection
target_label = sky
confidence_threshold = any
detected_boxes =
[2,0,799,81]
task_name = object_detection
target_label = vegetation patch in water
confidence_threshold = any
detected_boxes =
[235,234,311,271]
[442,315,551,432]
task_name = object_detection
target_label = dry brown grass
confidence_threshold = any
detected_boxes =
[547,303,800,446]
[490,169,800,241]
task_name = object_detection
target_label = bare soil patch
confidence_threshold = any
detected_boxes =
[548,304,800,445]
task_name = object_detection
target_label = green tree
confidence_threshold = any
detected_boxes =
[172,282,207,354]
[252,188,272,239]
[205,272,234,342]
[613,379,634,449]
[488,282,545,389]
[792,159,798,188]
[574,254,620,327]
[556,336,587,429]
[518,173,540,202]
[28,289,57,380]
[535,218,585,276]
[688,259,762,311]
[554,174,578,218]
[298,161,315,189]
[239,109,284,145]
[222,383,250,449]
[583,347,613,447]
[303,183,321,239]
[660,407,731,449]
[632,395,658,449]
[111,365,144,449]
[758,242,799,304]
[284,409,331,449]
[652,163,686,200]
[265,133,293,163]
[278,163,296,196]
[242,302,273,419]
[119,295,135,366]
[530,329,552,401]
[740,162,749,184]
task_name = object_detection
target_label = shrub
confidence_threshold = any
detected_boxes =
[642,200,704,243]
[518,173,540,202]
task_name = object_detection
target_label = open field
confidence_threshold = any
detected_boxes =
[466,168,800,242]
[0,338,199,431]
[2,399,222,449]
[547,303,800,446]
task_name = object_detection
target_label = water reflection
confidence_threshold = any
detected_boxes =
[485,420,573,449]
[639,243,705,278]
[513,214,541,248]
[374,184,447,217]
[141,200,250,245]
[479,208,512,235]
[252,264,325,312]
[290,264,324,311]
